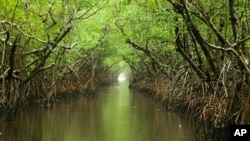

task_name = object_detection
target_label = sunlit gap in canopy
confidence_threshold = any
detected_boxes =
[118,73,126,81]
[115,61,130,82]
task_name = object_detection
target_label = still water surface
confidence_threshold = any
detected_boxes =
[0,81,196,141]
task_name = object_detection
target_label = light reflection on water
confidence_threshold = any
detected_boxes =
[0,81,196,141]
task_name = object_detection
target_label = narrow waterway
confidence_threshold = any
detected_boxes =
[0,81,196,141]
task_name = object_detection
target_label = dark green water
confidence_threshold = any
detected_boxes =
[0,81,196,141]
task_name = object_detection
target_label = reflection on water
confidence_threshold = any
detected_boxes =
[0,81,196,141]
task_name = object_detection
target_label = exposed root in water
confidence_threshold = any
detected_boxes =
[129,67,250,141]
[0,58,118,122]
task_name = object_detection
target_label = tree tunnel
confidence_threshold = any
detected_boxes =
[1,1,250,140]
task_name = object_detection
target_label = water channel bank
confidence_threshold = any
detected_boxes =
[0,81,198,141]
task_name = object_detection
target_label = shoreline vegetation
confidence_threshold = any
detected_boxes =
[129,78,233,141]
[0,1,117,121]
[1,1,250,141]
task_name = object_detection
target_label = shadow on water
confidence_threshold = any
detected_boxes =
[0,80,197,141]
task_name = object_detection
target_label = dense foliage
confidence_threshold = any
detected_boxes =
[1,0,250,140]
[0,0,120,121]
[113,0,250,140]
